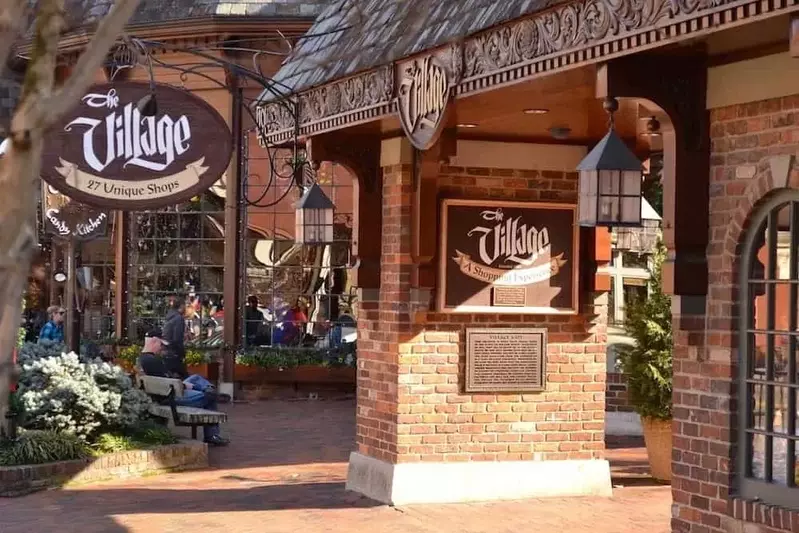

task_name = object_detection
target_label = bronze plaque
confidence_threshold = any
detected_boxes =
[41,82,232,211]
[493,286,527,307]
[438,199,579,314]
[465,328,547,392]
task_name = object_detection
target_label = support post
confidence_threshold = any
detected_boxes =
[114,211,129,341]
[65,238,78,353]
[221,81,243,395]
[597,49,710,299]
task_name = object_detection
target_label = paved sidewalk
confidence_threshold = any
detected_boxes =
[0,401,671,533]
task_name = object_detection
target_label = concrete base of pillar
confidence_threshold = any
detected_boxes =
[345,452,612,505]
[218,381,234,400]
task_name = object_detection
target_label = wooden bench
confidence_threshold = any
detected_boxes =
[137,375,228,440]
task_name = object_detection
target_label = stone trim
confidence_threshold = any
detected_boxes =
[0,441,207,497]
[258,0,799,145]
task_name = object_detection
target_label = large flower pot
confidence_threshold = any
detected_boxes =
[641,416,672,483]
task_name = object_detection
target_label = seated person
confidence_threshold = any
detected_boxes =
[137,328,229,447]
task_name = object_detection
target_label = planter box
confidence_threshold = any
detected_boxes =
[234,364,355,385]
[187,362,219,381]
[0,440,207,497]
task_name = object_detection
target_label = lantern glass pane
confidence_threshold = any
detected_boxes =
[324,208,334,226]
[579,170,597,196]
[578,170,598,226]
[621,196,642,225]
[599,170,619,194]
[599,196,619,223]
[323,224,334,243]
[622,170,641,196]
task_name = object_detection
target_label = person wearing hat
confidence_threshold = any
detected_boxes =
[138,328,229,446]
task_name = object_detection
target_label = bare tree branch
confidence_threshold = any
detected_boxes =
[0,0,28,73]
[38,0,142,128]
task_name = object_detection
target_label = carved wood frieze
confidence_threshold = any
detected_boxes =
[257,0,782,145]
[462,0,726,79]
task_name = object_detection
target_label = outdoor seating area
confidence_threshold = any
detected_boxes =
[138,376,228,441]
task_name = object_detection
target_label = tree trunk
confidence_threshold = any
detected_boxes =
[0,0,142,436]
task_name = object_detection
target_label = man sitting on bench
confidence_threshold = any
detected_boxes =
[138,328,229,446]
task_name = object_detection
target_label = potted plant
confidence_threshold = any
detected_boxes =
[185,347,214,379]
[616,242,673,483]
[116,344,142,373]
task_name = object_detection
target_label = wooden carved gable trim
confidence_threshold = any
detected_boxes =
[258,0,799,145]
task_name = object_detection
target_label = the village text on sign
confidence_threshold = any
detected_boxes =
[438,199,579,314]
[41,82,232,210]
[397,53,452,150]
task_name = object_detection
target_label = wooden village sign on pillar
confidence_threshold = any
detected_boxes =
[396,46,461,150]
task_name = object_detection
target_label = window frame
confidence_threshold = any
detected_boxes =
[737,189,799,508]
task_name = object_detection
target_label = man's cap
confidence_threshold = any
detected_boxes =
[145,327,170,345]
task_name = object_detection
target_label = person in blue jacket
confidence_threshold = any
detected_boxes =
[38,305,65,344]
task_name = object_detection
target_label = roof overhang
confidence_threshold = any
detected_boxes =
[14,17,314,58]
[255,0,799,146]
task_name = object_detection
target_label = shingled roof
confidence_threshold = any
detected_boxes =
[259,0,563,101]
[57,0,330,32]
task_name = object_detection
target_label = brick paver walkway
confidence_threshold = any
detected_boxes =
[0,400,671,533]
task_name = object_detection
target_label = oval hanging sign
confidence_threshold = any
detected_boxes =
[41,82,232,210]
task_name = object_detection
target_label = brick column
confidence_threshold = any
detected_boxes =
[347,138,613,505]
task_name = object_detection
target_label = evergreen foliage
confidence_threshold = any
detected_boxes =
[16,352,152,440]
[616,241,673,421]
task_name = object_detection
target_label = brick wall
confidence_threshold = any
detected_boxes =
[606,371,633,413]
[672,95,799,533]
[355,162,607,464]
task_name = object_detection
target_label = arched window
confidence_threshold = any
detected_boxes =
[739,189,799,508]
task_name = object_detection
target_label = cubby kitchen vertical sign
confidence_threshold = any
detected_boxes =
[438,199,579,314]
[41,82,232,210]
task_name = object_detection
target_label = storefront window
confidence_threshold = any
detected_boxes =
[739,191,799,509]
[128,193,225,342]
[241,150,356,351]
[80,236,116,341]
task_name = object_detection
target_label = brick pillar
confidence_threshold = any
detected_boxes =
[352,138,415,464]
[347,138,612,505]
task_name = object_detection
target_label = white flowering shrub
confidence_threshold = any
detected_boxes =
[18,340,66,364]
[17,352,152,440]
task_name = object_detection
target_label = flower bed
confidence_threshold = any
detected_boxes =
[234,345,357,389]
[0,440,207,496]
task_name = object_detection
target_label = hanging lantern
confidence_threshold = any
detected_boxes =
[576,97,644,227]
[295,183,334,244]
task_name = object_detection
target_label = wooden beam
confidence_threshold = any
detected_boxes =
[598,50,710,297]
[308,132,382,290]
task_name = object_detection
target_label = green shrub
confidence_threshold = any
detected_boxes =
[616,242,673,421]
[17,352,152,440]
[0,430,89,466]
[92,423,178,455]
[236,346,321,369]
[128,421,178,446]
[92,433,135,454]
[184,348,210,366]
[18,341,67,365]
